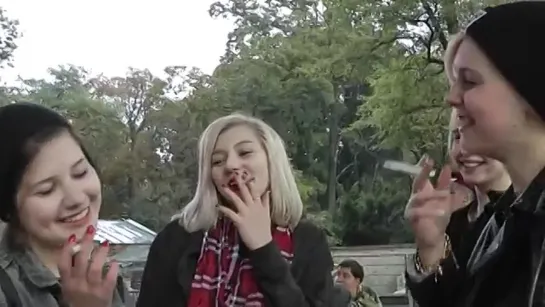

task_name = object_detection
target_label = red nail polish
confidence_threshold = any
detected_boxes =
[68,234,76,243]
[101,240,110,247]
[86,225,95,235]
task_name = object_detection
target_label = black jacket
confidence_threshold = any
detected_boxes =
[408,169,545,306]
[331,284,351,307]
[136,219,334,307]
[406,191,507,307]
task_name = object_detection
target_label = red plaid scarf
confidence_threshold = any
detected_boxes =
[187,218,294,307]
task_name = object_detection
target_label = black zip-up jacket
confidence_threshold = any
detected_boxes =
[408,168,545,306]
[406,190,507,307]
[136,219,334,307]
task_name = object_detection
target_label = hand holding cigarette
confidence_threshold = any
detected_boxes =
[404,156,454,262]
[58,225,118,307]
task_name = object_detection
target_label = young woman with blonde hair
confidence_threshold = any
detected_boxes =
[408,1,545,306]
[137,113,334,307]
[405,110,510,307]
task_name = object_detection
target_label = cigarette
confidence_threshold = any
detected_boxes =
[71,244,81,255]
[382,160,437,177]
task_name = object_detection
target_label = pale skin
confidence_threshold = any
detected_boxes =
[448,38,545,194]
[59,226,119,307]
[409,34,545,267]
[211,124,274,251]
[218,171,273,250]
[15,131,117,306]
[407,140,510,266]
[405,157,456,266]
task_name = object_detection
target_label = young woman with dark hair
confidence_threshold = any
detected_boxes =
[0,102,123,307]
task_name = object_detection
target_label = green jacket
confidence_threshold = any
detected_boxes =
[350,285,382,307]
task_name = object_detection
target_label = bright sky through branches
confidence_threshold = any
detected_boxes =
[1,0,234,84]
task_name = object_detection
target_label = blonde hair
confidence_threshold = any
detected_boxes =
[445,33,465,152]
[173,113,303,232]
[447,109,457,152]
[444,32,465,85]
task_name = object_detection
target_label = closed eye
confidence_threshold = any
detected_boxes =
[73,169,88,179]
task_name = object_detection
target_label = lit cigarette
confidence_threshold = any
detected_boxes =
[71,244,81,255]
[383,160,436,177]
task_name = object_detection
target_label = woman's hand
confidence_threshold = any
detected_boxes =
[218,171,272,250]
[405,157,466,265]
[58,225,119,307]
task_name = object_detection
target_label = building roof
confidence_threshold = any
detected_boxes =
[95,218,156,245]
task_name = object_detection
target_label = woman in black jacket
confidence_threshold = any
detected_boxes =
[405,110,510,307]
[412,1,545,306]
[136,113,334,307]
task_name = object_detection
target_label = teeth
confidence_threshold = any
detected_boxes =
[463,162,482,168]
[63,208,89,223]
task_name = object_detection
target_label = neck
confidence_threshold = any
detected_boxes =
[475,172,511,197]
[502,137,545,194]
[350,287,358,298]
[474,188,490,206]
[28,241,61,277]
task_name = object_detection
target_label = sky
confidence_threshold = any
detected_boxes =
[1,0,234,84]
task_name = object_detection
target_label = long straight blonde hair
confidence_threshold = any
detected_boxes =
[173,113,303,232]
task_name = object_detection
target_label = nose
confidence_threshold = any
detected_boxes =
[62,183,87,209]
[224,154,242,174]
[446,82,463,108]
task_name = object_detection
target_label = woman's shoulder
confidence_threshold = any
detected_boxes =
[150,219,203,250]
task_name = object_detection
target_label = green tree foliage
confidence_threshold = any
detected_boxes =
[0,7,19,71]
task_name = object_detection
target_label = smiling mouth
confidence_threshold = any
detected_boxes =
[458,160,484,169]
[59,207,90,223]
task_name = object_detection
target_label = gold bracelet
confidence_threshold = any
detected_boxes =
[414,234,452,281]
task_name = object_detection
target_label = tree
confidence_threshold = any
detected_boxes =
[350,0,511,162]
[0,7,19,71]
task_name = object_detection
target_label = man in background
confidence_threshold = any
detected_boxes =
[335,259,382,307]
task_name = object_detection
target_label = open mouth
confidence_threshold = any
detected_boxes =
[59,207,90,224]
[226,176,255,191]
[458,159,485,170]
[227,178,239,190]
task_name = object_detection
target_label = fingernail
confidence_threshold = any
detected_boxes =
[68,234,76,243]
[86,225,95,235]
[101,240,110,247]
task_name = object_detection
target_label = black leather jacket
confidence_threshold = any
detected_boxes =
[407,169,545,307]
